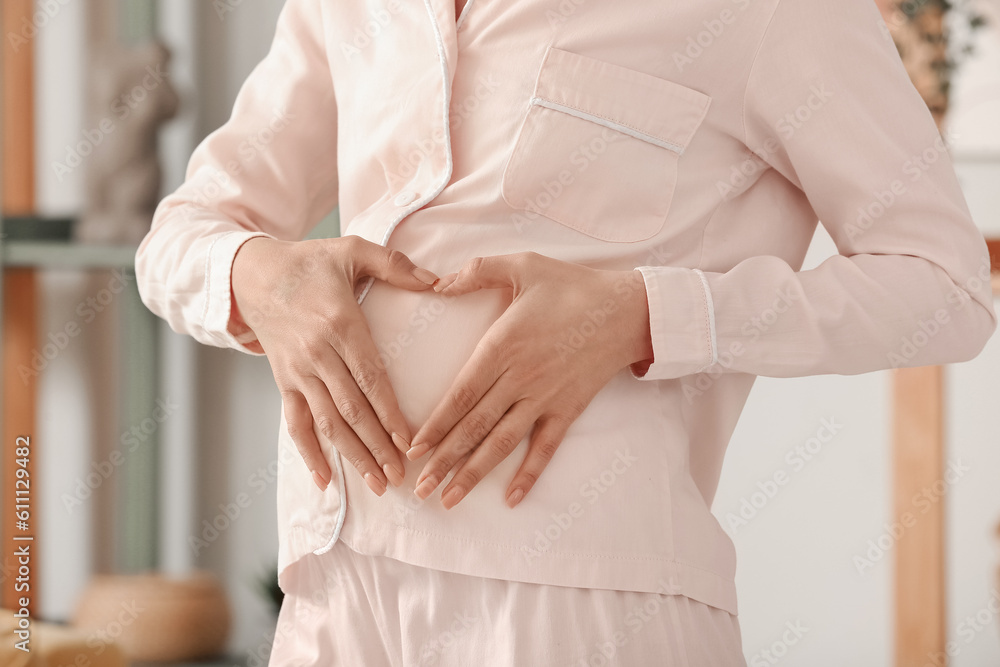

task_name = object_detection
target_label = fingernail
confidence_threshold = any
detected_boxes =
[364,472,387,496]
[437,273,461,292]
[406,442,431,461]
[506,488,524,508]
[391,432,410,452]
[441,486,465,509]
[312,471,329,492]
[383,463,405,488]
[411,267,439,286]
[414,474,439,500]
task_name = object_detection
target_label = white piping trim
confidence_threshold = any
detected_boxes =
[201,232,221,332]
[311,438,347,556]
[692,268,718,371]
[529,97,685,154]
[354,0,455,306]
[317,0,457,555]
[456,0,476,30]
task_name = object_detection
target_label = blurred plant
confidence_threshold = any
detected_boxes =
[880,0,989,124]
[254,564,284,615]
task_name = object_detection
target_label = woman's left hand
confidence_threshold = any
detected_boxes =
[406,251,655,510]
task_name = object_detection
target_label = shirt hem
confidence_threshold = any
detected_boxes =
[279,520,739,616]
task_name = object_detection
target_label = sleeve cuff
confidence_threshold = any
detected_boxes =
[630,265,717,381]
[204,230,276,355]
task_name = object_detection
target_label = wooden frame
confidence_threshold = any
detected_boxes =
[1,0,39,615]
[894,268,1000,667]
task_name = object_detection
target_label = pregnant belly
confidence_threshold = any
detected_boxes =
[359,277,511,433]
[347,274,684,567]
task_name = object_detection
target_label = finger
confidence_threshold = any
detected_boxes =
[300,378,390,496]
[431,272,459,293]
[413,382,517,500]
[438,402,536,510]
[350,237,440,290]
[446,450,473,479]
[436,253,530,296]
[504,414,572,508]
[406,339,505,461]
[311,353,406,486]
[282,390,333,491]
[329,313,414,448]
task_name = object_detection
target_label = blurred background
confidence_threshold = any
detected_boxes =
[0,0,998,665]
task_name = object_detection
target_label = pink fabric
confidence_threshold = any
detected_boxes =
[267,539,746,667]
[135,0,997,622]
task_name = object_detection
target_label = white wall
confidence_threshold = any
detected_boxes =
[33,0,101,621]
[29,0,1000,663]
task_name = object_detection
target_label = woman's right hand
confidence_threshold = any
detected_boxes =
[230,235,439,496]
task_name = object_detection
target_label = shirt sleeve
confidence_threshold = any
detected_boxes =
[135,0,339,354]
[633,0,997,381]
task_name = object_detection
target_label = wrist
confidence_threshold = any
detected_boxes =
[229,236,274,352]
[619,269,654,368]
[231,236,278,309]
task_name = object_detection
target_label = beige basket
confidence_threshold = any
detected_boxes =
[72,571,230,662]
[0,608,128,667]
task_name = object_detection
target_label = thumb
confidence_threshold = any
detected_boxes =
[435,254,518,296]
[353,239,440,291]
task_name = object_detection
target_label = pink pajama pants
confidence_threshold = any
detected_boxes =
[267,539,746,666]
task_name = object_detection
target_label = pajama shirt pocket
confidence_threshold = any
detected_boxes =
[501,46,712,243]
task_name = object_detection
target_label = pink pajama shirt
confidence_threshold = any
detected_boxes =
[135,0,997,662]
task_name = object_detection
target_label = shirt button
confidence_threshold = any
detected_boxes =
[394,191,418,207]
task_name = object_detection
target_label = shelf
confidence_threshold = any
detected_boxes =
[132,658,249,667]
[2,240,137,269]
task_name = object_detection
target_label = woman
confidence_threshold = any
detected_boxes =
[135,0,997,663]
